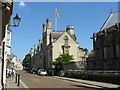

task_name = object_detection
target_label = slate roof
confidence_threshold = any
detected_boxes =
[70,34,76,41]
[51,31,76,43]
[51,33,63,39]
[100,11,120,31]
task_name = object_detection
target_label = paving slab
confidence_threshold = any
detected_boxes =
[4,77,26,90]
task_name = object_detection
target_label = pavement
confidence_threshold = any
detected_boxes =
[4,77,26,90]
[53,76,120,89]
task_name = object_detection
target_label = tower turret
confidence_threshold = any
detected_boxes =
[46,18,52,45]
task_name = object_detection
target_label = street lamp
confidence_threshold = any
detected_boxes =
[9,13,21,27]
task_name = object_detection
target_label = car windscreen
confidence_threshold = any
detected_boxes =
[40,70,45,72]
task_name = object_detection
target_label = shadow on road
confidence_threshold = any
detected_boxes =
[71,84,120,90]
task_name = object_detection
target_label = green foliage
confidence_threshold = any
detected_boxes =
[51,54,74,70]
[22,53,30,68]
[79,48,88,52]
[91,49,94,52]
[65,62,79,70]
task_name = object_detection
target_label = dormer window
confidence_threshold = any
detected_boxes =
[64,36,68,45]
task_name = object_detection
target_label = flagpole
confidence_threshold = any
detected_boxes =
[55,9,57,31]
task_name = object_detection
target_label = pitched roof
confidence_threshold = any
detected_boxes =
[100,11,120,31]
[51,31,76,43]
[69,34,76,41]
[51,32,63,42]
[51,33,63,39]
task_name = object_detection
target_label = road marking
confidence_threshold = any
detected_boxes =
[20,80,29,89]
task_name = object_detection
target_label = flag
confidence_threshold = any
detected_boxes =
[56,10,60,18]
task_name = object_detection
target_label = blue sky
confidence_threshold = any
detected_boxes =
[11,2,118,60]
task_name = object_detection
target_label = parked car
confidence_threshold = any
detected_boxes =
[36,68,41,74]
[37,69,47,76]
[31,68,37,74]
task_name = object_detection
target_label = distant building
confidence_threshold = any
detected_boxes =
[91,11,120,70]
[29,18,88,70]
[15,59,23,70]
[7,54,17,69]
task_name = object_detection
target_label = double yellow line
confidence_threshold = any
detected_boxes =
[20,80,29,89]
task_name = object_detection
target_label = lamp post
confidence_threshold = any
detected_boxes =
[9,13,21,27]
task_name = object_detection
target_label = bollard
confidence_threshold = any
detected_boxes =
[17,74,20,86]
[15,73,17,83]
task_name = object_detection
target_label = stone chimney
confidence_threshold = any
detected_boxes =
[66,25,74,35]
[34,45,37,52]
[38,39,42,50]
[43,24,46,33]
[46,18,52,29]
[30,48,32,55]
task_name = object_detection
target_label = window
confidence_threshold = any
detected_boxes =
[65,50,69,54]
[7,39,10,45]
[64,36,68,45]
[7,31,10,35]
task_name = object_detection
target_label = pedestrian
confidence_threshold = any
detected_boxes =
[9,69,11,77]
[10,68,15,80]
[6,69,10,78]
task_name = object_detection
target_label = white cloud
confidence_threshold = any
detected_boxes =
[19,2,25,7]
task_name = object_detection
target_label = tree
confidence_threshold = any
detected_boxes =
[65,62,79,70]
[91,49,94,52]
[51,54,74,70]
[22,53,30,68]
[79,48,88,52]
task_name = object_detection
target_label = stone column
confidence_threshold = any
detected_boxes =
[103,35,111,59]
[116,44,120,58]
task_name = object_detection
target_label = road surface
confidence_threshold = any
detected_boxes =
[17,70,101,89]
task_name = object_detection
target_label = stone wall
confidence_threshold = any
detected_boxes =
[92,24,120,70]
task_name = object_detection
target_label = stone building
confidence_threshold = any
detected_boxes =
[0,0,13,89]
[7,54,23,70]
[90,11,120,70]
[29,18,88,70]
[2,25,12,85]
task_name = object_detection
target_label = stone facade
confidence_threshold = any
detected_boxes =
[2,25,12,85]
[90,11,120,70]
[29,18,88,70]
[0,0,13,89]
